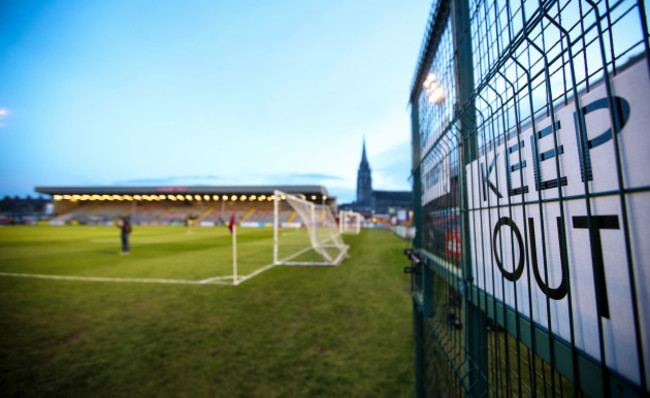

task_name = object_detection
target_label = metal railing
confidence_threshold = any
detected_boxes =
[408,0,650,396]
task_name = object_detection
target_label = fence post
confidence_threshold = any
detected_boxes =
[413,301,427,398]
[410,82,428,398]
[411,102,423,251]
[452,0,488,395]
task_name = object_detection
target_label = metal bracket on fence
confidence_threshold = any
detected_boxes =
[404,249,424,294]
[404,248,422,264]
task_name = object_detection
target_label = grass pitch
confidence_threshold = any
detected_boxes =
[0,226,414,397]
[0,225,312,282]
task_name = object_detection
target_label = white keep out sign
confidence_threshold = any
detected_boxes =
[466,59,650,387]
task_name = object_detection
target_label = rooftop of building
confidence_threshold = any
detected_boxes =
[35,185,329,197]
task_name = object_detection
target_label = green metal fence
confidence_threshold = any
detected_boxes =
[407,0,649,396]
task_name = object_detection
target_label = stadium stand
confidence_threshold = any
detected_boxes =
[133,203,175,225]
[34,186,335,227]
[200,201,251,223]
[245,208,274,223]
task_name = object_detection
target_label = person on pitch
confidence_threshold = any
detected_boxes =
[117,215,132,254]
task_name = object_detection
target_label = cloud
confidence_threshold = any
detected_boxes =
[116,175,222,185]
[286,173,344,181]
[114,172,346,188]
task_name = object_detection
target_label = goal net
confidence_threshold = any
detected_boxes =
[273,190,349,266]
[339,210,362,235]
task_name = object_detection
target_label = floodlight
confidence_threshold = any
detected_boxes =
[222,195,228,200]
[213,195,219,200]
[185,195,192,201]
[203,195,210,201]
[54,195,63,201]
[231,195,237,201]
[423,73,445,104]
[423,73,436,87]
[240,195,247,200]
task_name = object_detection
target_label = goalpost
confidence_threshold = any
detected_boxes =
[273,190,349,266]
[339,210,362,235]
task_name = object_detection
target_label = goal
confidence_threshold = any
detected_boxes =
[273,190,349,266]
[339,210,362,235]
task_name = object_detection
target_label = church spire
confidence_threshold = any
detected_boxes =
[356,138,373,208]
[360,138,369,166]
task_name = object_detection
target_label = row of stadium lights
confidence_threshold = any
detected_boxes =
[53,194,326,202]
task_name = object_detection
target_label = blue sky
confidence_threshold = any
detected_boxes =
[0,0,430,203]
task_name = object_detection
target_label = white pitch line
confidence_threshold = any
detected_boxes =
[233,262,278,284]
[198,275,234,283]
[198,262,279,284]
[277,245,315,263]
[0,272,232,285]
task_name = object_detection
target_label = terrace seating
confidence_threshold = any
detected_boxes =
[201,201,252,223]
[243,208,294,223]
[158,206,205,224]
[52,203,130,224]
[132,203,175,224]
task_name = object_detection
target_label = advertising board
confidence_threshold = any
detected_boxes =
[466,59,650,385]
